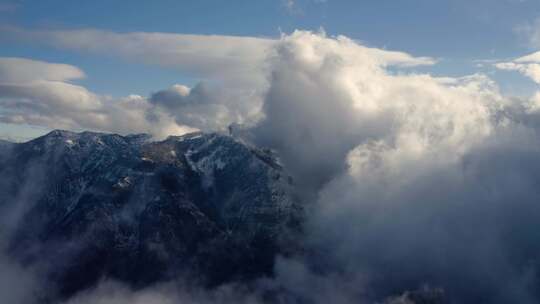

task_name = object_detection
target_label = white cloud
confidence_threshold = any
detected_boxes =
[245,30,540,303]
[62,280,267,304]
[0,57,192,138]
[0,29,434,140]
[0,27,434,85]
[0,81,101,110]
[0,26,274,86]
[251,31,491,192]
[0,57,85,82]
[495,61,540,83]
[496,14,540,88]
[497,18,540,84]
[515,51,540,62]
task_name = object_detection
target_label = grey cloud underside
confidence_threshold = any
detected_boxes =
[148,82,258,132]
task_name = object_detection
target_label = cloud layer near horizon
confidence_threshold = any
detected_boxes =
[5,28,540,303]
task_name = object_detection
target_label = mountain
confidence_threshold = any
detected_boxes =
[0,130,302,301]
[0,138,13,154]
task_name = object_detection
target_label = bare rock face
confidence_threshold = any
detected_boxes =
[0,130,302,300]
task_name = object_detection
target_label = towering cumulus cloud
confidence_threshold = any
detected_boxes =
[3,29,540,303]
[258,32,540,303]
[253,31,439,192]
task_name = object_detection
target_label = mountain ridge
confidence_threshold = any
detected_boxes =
[0,129,302,301]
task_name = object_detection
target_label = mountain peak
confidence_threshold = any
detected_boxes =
[44,129,78,138]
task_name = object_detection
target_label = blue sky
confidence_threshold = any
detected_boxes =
[2,0,540,140]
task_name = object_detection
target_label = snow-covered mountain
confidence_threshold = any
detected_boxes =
[0,130,302,300]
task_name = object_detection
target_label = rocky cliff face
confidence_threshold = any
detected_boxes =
[0,130,302,300]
